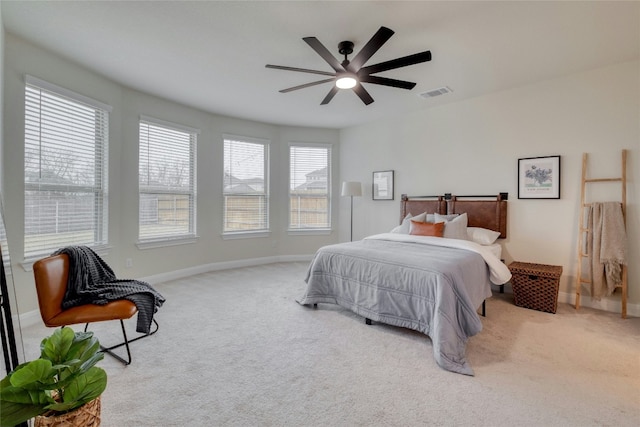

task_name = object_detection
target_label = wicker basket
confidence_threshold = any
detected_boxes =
[34,396,101,427]
[509,262,563,314]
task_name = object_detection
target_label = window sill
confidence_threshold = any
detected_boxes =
[222,231,271,240]
[287,228,332,236]
[136,236,198,250]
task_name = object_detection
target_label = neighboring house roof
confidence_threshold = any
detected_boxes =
[306,167,327,179]
[223,172,244,187]
[294,181,327,191]
[295,167,328,191]
[225,183,258,193]
[243,177,265,187]
[224,173,264,193]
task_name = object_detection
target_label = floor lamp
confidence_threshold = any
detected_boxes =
[341,181,362,241]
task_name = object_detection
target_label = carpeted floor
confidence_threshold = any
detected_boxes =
[18,262,640,426]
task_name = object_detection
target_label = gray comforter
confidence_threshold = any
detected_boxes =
[297,235,498,375]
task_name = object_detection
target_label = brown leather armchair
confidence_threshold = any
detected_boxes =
[33,254,158,365]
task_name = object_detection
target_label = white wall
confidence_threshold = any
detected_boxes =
[2,34,339,314]
[0,2,4,191]
[340,60,640,313]
[3,31,637,318]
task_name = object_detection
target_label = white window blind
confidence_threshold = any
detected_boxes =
[223,135,269,234]
[289,144,331,230]
[24,78,110,259]
[139,118,197,242]
[1,198,12,276]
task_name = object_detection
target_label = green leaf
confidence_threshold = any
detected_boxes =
[66,367,107,403]
[79,350,105,373]
[80,337,102,362]
[0,401,46,427]
[0,384,50,405]
[46,368,106,413]
[9,359,54,389]
[66,331,95,363]
[0,385,52,427]
[0,374,12,388]
[41,327,75,364]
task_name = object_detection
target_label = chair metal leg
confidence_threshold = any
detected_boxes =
[84,318,159,366]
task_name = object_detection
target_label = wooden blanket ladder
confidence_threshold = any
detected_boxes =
[575,149,627,318]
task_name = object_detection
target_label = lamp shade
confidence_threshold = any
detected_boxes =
[341,181,362,197]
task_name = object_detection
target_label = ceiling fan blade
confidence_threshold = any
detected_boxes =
[266,64,335,77]
[359,75,416,90]
[279,78,335,93]
[320,86,339,105]
[303,37,344,72]
[352,83,374,105]
[360,50,432,75]
[347,26,395,72]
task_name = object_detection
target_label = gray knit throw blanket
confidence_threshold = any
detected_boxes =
[54,246,165,334]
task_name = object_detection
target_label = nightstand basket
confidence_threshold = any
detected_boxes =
[509,262,563,314]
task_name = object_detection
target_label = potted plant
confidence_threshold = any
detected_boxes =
[0,326,107,427]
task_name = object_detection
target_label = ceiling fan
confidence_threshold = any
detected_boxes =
[266,26,432,105]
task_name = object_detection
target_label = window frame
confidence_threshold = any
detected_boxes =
[222,134,270,238]
[288,142,332,233]
[23,75,112,262]
[137,116,199,248]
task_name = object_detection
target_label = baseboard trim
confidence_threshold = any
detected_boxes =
[139,254,314,285]
[557,290,639,317]
[492,283,637,317]
[18,254,315,328]
[17,256,635,328]
[16,310,43,329]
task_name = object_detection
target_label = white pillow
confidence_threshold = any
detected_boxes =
[434,212,468,240]
[391,212,433,234]
[466,227,501,245]
[436,213,459,221]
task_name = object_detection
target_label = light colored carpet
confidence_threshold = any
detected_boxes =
[18,262,640,426]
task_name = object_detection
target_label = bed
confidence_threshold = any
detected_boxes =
[297,193,511,375]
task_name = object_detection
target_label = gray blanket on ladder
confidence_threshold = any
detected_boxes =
[54,246,165,333]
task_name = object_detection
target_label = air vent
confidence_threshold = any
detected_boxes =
[419,86,453,99]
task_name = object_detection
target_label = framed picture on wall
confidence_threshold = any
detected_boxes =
[373,170,394,200]
[518,155,561,199]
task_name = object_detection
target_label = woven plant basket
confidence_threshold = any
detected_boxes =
[34,396,101,427]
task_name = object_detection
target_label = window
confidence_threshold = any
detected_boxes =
[24,76,111,259]
[138,117,198,244]
[223,135,269,235]
[289,143,331,230]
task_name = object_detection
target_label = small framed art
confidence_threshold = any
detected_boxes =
[518,155,561,199]
[373,170,394,200]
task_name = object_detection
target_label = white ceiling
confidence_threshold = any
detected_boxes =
[2,1,639,129]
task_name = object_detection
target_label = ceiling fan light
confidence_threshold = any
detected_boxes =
[336,76,357,89]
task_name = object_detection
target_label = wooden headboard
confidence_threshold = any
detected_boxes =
[400,195,446,219]
[400,193,508,238]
